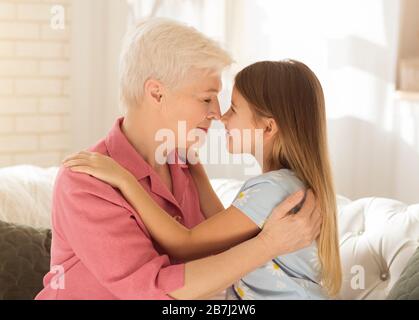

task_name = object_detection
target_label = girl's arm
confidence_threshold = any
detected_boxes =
[187,159,224,218]
[63,151,260,261]
[120,174,259,260]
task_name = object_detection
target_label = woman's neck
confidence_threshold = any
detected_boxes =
[122,109,170,170]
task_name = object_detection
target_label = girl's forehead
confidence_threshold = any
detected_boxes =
[231,87,246,103]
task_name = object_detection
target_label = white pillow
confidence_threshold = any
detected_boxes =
[0,165,58,229]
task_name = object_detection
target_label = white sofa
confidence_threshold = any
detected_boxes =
[0,165,418,300]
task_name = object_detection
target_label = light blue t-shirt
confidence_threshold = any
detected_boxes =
[229,169,327,300]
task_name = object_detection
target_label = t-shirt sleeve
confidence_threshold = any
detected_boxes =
[231,180,291,229]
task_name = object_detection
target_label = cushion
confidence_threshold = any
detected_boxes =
[0,219,51,300]
[336,198,419,299]
[387,247,419,300]
[0,165,58,229]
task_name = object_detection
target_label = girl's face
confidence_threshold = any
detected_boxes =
[221,86,276,156]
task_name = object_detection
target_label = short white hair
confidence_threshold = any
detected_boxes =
[119,18,233,109]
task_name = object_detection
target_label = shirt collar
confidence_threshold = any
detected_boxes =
[104,116,188,180]
[105,117,152,180]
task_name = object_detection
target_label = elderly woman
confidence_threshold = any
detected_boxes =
[36,18,320,300]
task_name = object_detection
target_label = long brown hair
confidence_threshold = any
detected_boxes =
[235,60,342,296]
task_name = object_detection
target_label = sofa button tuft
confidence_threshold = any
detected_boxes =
[380,272,389,281]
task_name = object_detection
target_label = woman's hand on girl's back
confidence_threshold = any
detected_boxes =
[257,189,321,259]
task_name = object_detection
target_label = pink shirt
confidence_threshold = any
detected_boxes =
[35,117,205,300]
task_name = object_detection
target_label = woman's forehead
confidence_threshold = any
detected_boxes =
[184,69,222,92]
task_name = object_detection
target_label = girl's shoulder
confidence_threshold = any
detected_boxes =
[242,169,305,194]
[232,169,307,228]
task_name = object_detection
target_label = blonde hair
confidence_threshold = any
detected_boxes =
[119,18,233,109]
[235,60,342,297]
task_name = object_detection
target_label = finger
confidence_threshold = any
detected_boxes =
[298,189,316,218]
[309,202,322,234]
[63,159,91,168]
[309,197,321,220]
[80,150,98,158]
[79,150,92,155]
[62,156,87,165]
[62,152,80,162]
[313,213,322,240]
[68,166,93,175]
[272,189,305,219]
[310,201,322,222]
[62,152,89,163]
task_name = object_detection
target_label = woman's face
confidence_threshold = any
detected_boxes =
[221,86,267,156]
[161,68,222,150]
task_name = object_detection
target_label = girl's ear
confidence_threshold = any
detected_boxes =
[264,118,278,138]
[144,78,164,104]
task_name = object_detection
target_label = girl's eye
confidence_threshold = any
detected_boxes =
[230,106,236,113]
[203,98,212,104]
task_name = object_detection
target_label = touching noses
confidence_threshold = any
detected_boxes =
[220,109,231,126]
[206,98,221,121]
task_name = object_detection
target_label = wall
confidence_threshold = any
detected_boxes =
[0,0,71,167]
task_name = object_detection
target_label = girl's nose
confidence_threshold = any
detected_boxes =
[220,112,228,125]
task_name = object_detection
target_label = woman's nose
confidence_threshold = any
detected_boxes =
[207,111,220,121]
[207,98,221,120]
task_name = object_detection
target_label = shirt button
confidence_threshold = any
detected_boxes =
[358,230,364,236]
[174,215,183,222]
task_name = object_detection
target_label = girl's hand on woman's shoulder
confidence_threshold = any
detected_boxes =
[62,151,134,189]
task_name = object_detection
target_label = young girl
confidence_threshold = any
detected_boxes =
[63,60,342,299]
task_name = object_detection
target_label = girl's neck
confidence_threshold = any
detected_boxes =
[260,153,282,174]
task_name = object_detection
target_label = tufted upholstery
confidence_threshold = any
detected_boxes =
[0,167,418,299]
[337,197,419,299]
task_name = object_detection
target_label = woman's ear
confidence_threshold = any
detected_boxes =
[144,78,164,104]
[264,118,278,138]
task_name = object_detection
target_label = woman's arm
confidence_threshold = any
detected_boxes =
[63,151,260,261]
[170,189,322,299]
[188,160,224,218]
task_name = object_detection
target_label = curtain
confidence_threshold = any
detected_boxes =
[126,0,418,202]
[71,0,129,153]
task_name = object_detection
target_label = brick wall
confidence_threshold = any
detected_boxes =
[0,0,72,167]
